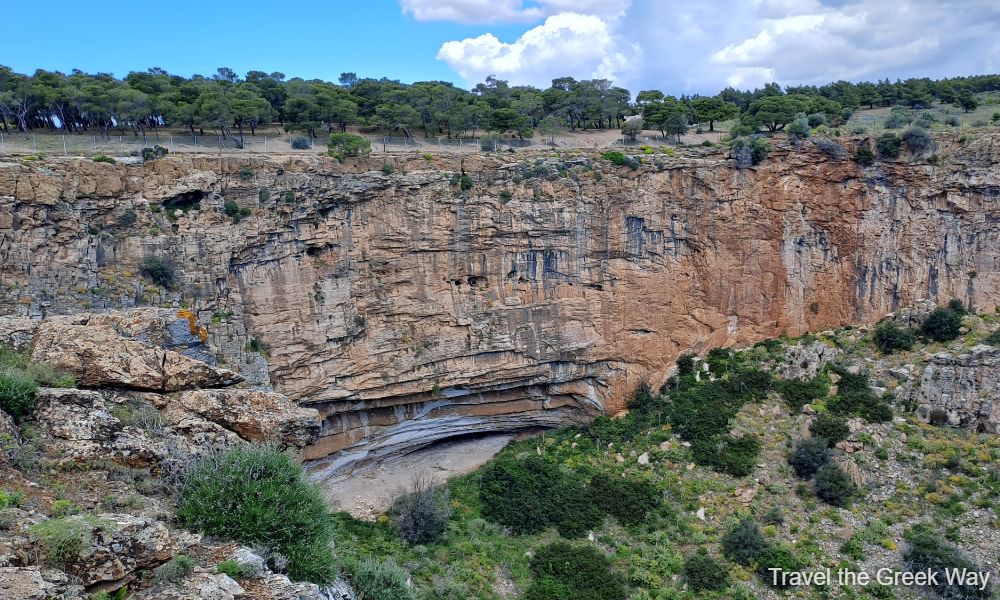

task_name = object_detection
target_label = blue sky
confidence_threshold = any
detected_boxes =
[5,0,1000,95]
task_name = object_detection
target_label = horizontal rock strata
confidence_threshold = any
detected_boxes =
[1,136,998,470]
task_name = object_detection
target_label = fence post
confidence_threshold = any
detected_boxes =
[33,134,36,151]
[119,136,123,154]
[264,136,267,153]
[63,136,67,156]
[0,132,3,152]
[170,136,175,152]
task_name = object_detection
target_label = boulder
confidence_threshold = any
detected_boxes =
[228,547,266,577]
[132,570,244,600]
[160,406,245,456]
[32,388,166,467]
[30,315,241,392]
[908,345,1000,432]
[171,389,320,448]
[0,409,18,442]
[0,567,80,600]
[0,317,39,351]
[835,440,864,454]
[780,341,841,380]
[50,513,192,587]
[881,299,938,328]
[832,456,866,487]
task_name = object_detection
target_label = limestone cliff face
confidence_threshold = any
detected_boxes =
[1,135,998,471]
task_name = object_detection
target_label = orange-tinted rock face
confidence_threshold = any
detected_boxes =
[1,135,998,471]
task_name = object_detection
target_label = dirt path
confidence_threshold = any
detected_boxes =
[318,434,513,519]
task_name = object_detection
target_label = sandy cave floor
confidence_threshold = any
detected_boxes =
[318,433,514,519]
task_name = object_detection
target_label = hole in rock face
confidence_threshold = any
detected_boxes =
[162,190,204,211]
[306,246,323,257]
[467,275,487,286]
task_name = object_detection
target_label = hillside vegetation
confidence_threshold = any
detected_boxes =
[326,306,1000,600]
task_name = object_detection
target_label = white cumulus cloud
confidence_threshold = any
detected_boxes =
[415,0,1000,94]
[399,0,625,24]
[437,13,640,88]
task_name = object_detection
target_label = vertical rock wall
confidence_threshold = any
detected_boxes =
[1,134,998,470]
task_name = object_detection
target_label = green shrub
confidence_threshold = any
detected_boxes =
[706,347,732,373]
[31,515,108,568]
[284,191,296,203]
[921,306,963,342]
[116,209,137,228]
[0,489,26,509]
[479,456,558,534]
[676,353,696,376]
[626,381,656,412]
[0,368,38,420]
[588,474,659,526]
[217,559,249,579]
[290,137,310,150]
[789,437,830,479]
[809,414,849,447]
[176,446,336,583]
[259,188,270,202]
[237,166,253,180]
[947,298,967,315]
[549,475,604,538]
[902,126,934,155]
[827,366,892,422]
[788,116,811,140]
[50,499,79,517]
[904,527,993,600]
[93,155,116,164]
[526,542,626,600]
[683,549,729,592]
[327,133,371,159]
[479,455,601,538]
[154,554,195,583]
[814,137,845,158]
[709,434,762,477]
[459,174,473,191]
[601,151,627,165]
[223,200,241,220]
[873,321,916,353]
[854,146,875,166]
[667,369,772,475]
[389,474,452,545]
[876,133,901,159]
[722,517,768,566]
[141,145,169,161]
[985,329,1000,347]
[814,463,855,507]
[757,544,806,588]
[778,376,829,411]
[884,112,910,129]
[761,506,783,525]
[139,255,176,288]
[731,135,770,167]
[350,558,415,600]
[807,113,827,127]
[381,163,394,175]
